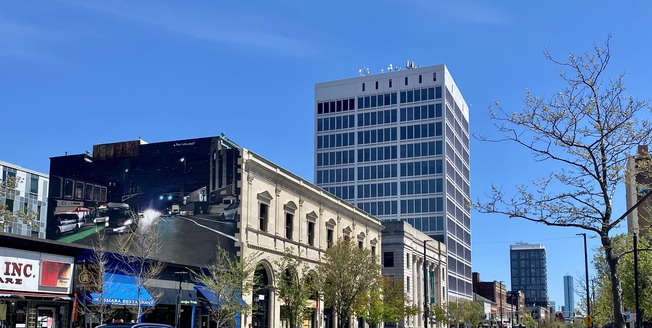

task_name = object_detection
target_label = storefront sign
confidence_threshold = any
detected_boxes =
[0,247,73,294]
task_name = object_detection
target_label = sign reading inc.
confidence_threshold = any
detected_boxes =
[0,247,74,293]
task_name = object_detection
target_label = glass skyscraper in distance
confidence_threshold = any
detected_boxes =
[510,243,549,307]
[314,64,471,299]
[563,275,574,317]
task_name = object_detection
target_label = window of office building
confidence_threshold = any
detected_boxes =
[383,251,394,267]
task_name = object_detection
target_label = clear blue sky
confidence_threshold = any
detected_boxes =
[3,0,651,310]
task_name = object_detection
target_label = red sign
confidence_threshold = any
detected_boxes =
[40,261,72,288]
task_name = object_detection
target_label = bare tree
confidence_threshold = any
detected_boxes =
[192,246,260,328]
[475,36,652,328]
[0,175,38,231]
[114,218,165,322]
[76,231,118,326]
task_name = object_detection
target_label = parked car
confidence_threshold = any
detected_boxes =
[97,323,173,328]
[219,201,239,221]
[53,212,82,235]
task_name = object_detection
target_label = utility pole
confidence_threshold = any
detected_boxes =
[634,232,641,328]
[499,281,504,328]
[577,233,591,328]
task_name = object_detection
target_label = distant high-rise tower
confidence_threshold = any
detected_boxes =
[626,145,651,237]
[510,244,548,306]
[563,275,574,318]
[314,64,471,299]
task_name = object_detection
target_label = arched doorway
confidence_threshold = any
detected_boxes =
[252,264,271,328]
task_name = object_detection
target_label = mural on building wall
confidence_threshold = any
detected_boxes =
[46,137,241,266]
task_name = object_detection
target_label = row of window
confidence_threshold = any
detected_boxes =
[399,197,444,214]
[401,104,442,122]
[357,127,398,145]
[400,87,443,104]
[447,212,471,245]
[448,257,472,278]
[317,114,355,132]
[511,250,546,260]
[324,185,356,200]
[400,160,443,177]
[357,145,398,163]
[316,150,356,167]
[356,182,399,199]
[447,231,471,260]
[363,72,438,93]
[400,122,442,140]
[448,277,473,295]
[317,103,443,132]
[356,92,398,110]
[357,164,398,181]
[511,275,547,286]
[316,132,355,149]
[50,176,108,203]
[315,168,356,184]
[357,109,398,127]
[357,200,398,216]
[400,178,443,195]
[400,141,443,159]
[317,98,356,115]
[402,216,444,232]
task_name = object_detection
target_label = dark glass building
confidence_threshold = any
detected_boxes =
[509,243,548,307]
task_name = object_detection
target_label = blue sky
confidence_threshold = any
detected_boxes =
[3,0,651,309]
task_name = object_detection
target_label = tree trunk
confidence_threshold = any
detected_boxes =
[603,234,625,328]
[338,312,349,328]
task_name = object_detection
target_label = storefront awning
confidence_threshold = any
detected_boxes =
[195,285,247,308]
[148,286,198,306]
[89,273,155,307]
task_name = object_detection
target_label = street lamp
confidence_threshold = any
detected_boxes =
[577,233,591,327]
[173,271,189,328]
[123,169,129,194]
[179,158,186,196]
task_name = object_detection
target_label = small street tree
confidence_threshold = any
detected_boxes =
[114,218,165,322]
[317,238,382,328]
[192,247,260,328]
[77,231,117,325]
[445,301,465,328]
[0,175,38,231]
[355,275,420,326]
[475,37,652,328]
[462,301,484,328]
[273,248,317,328]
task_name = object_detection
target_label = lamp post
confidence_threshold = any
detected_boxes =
[577,233,591,327]
[179,157,186,196]
[173,271,189,328]
[424,239,430,328]
[634,232,641,328]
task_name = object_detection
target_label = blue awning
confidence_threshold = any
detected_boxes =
[90,273,155,307]
[195,285,247,308]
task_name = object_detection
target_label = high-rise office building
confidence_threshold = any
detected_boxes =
[626,145,651,237]
[510,243,548,307]
[1,160,48,238]
[314,64,471,299]
[563,275,574,318]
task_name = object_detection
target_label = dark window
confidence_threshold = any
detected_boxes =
[308,221,315,246]
[285,213,293,240]
[358,241,364,249]
[383,251,394,267]
[405,77,408,85]
[327,228,334,248]
[433,72,437,81]
[362,83,366,92]
[419,75,422,83]
[259,203,268,231]
[389,79,393,88]
[375,81,378,89]
[30,175,39,194]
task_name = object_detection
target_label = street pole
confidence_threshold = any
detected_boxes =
[634,232,641,328]
[173,271,189,328]
[424,239,429,328]
[577,233,591,327]
[499,281,504,328]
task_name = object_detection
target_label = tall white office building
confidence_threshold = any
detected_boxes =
[314,64,471,299]
[1,160,49,238]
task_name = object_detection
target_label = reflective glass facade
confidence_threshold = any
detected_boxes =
[509,244,549,307]
[314,65,472,299]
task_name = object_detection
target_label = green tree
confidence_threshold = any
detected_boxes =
[445,301,465,328]
[522,313,537,328]
[475,37,652,328]
[274,249,317,328]
[431,304,448,325]
[0,175,38,231]
[317,238,381,328]
[590,233,652,326]
[462,301,485,328]
[192,247,260,328]
[355,276,420,326]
